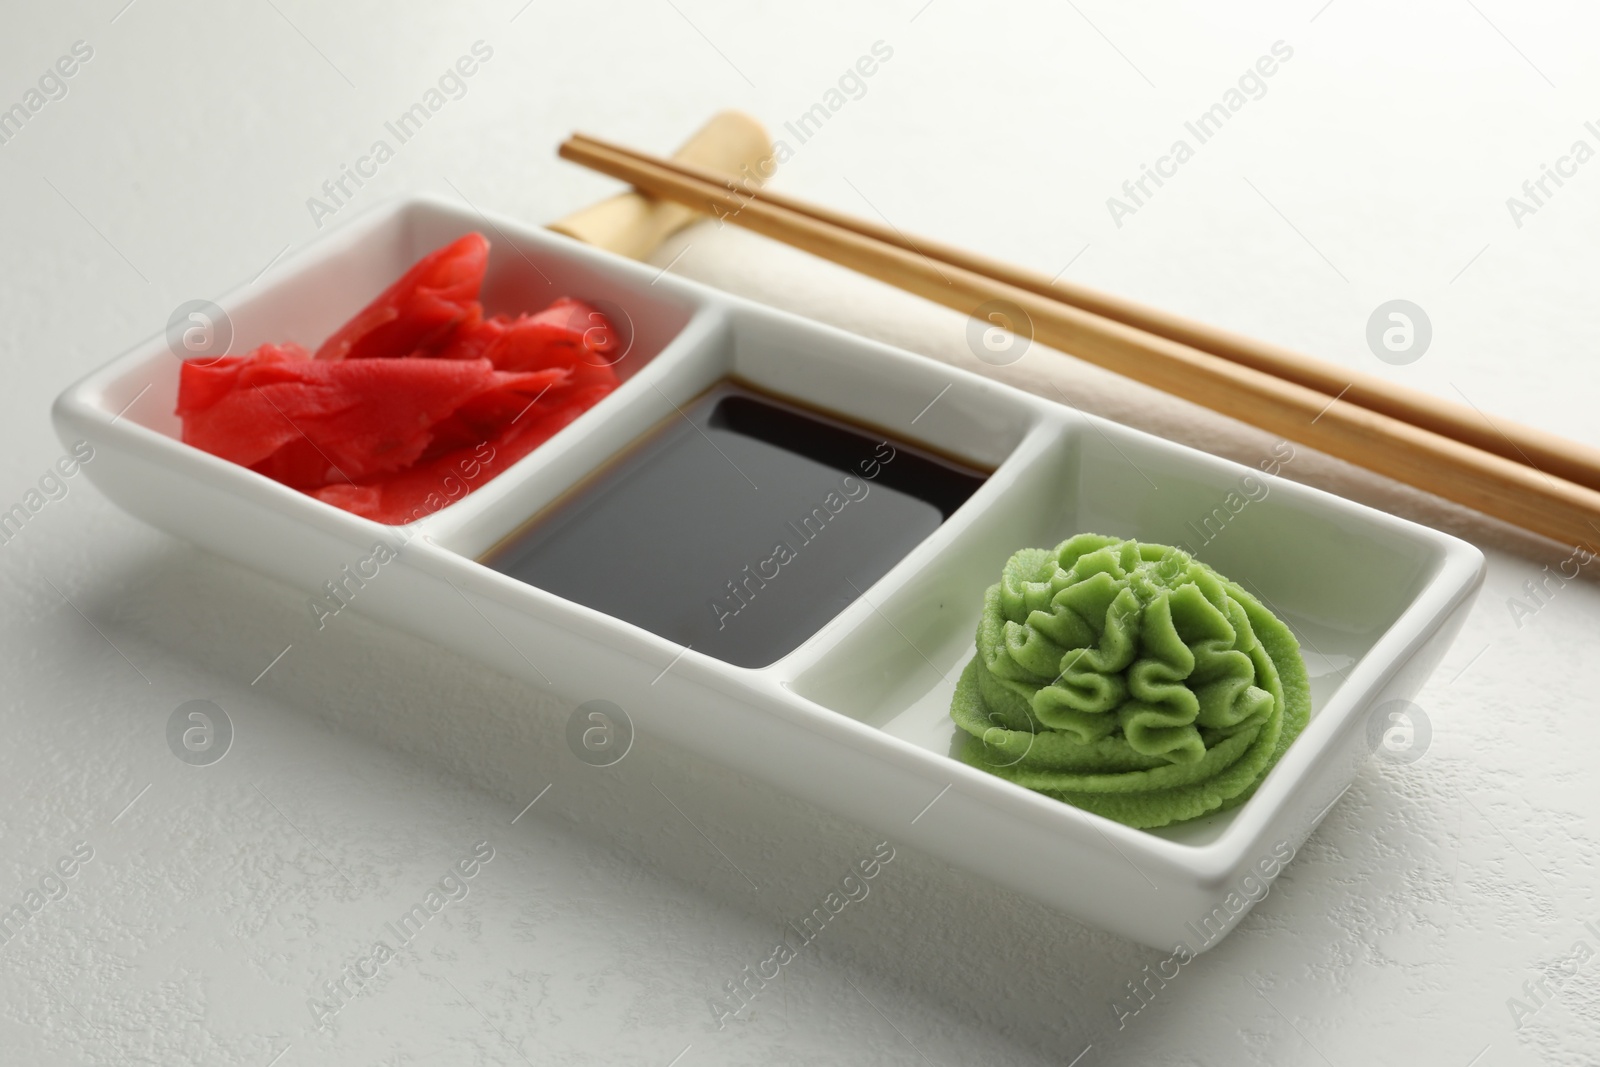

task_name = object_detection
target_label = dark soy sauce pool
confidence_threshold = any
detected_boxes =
[482,380,989,668]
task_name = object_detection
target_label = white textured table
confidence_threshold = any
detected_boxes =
[3,2,1597,1064]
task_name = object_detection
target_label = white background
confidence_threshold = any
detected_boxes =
[3,1,1598,1064]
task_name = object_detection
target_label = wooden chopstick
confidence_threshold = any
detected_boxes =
[558,133,1600,551]
[568,132,1600,497]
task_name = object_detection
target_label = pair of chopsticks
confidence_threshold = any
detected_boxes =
[558,131,1600,551]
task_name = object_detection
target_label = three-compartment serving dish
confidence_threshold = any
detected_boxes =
[54,196,1484,950]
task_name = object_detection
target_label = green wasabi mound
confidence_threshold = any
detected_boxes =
[950,534,1309,829]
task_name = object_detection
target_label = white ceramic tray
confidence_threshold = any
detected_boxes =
[53,195,1484,951]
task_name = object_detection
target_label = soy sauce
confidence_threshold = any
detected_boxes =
[482,380,988,668]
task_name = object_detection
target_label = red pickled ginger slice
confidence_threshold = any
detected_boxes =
[174,231,626,525]
[179,343,520,484]
[314,232,489,362]
[453,297,622,373]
